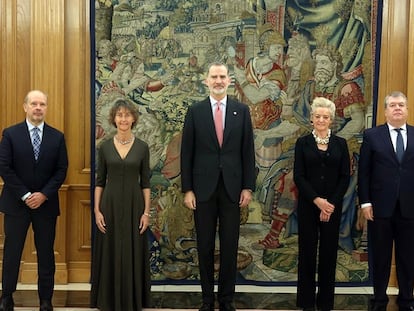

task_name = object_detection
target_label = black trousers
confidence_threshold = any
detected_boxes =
[194,176,240,304]
[296,203,341,310]
[1,212,57,300]
[369,205,414,309]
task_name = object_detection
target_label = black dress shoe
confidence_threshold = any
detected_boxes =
[199,302,214,311]
[219,302,236,311]
[39,299,53,311]
[0,295,14,311]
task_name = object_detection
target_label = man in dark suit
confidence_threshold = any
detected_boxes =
[358,91,414,311]
[181,62,255,311]
[0,90,68,311]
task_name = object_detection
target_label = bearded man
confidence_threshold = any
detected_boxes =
[293,46,365,140]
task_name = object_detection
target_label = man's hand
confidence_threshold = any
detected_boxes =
[25,192,47,209]
[239,189,252,208]
[183,191,196,210]
[362,205,374,221]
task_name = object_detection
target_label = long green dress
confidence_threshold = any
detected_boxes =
[90,137,151,311]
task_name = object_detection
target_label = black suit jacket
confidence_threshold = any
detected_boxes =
[180,96,255,202]
[294,133,350,208]
[358,123,414,218]
[0,121,68,216]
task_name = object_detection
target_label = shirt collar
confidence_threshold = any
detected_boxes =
[26,120,45,132]
[210,96,227,108]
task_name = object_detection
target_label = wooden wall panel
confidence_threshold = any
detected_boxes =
[63,0,92,283]
[0,0,413,286]
[406,0,414,116]
[66,186,92,282]
[377,0,409,123]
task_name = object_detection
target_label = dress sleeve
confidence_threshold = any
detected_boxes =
[95,143,107,187]
[140,143,151,189]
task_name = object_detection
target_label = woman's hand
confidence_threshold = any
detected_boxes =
[320,210,331,222]
[313,197,335,222]
[95,210,106,233]
[139,213,150,234]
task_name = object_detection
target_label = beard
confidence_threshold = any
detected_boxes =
[211,87,227,96]
[314,69,333,85]
[286,55,301,68]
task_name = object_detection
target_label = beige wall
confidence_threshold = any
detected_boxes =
[0,0,412,285]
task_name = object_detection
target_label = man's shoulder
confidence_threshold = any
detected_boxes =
[2,121,27,134]
[364,124,387,135]
[191,97,210,109]
[44,123,64,136]
[227,96,248,109]
[406,124,414,131]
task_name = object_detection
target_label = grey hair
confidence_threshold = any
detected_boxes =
[384,91,407,108]
[310,97,336,120]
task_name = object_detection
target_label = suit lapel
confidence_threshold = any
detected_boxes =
[379,124,400,163]
[223,99,235,145]
[18,122,38,161]
[403,125,414,162]
[36,123,50,161]
[200,98,220,147]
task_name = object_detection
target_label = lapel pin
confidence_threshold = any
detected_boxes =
[233,111,237,115]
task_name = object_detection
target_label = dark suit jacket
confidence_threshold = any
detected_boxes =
[358,123,414,218]
[294,133,350,208]
[0,121,68,216]
[180,96,255,202]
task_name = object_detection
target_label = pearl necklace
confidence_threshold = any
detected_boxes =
[312,129,331,145]
[115,135,134,145]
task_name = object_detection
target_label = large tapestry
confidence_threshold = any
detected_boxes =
[93,0,379,285]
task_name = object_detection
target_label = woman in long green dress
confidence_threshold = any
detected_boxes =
[91,99,151,311]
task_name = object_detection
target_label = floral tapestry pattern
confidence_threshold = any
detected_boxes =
[94,0,377,284]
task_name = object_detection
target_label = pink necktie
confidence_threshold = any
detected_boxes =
[214,102,223,147]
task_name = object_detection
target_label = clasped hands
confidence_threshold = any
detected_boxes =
[25,192,47,209]
[313,197,335,222]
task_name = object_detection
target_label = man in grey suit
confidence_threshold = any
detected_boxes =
[181,62,255,311]
[358,91,414,311]
[0,90,68,311]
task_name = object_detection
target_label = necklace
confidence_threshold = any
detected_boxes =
[115,135,134,145]
[312,129,331,145]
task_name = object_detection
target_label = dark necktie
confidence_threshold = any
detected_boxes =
[32,127,41,160]
[214,102,223,147]
[395,128,404,162]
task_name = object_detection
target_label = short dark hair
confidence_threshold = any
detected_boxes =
[108,99,139,128]
[207,61,229,76]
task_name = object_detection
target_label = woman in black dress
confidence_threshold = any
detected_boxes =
[91,99,151,311]
[294,97,350,311]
